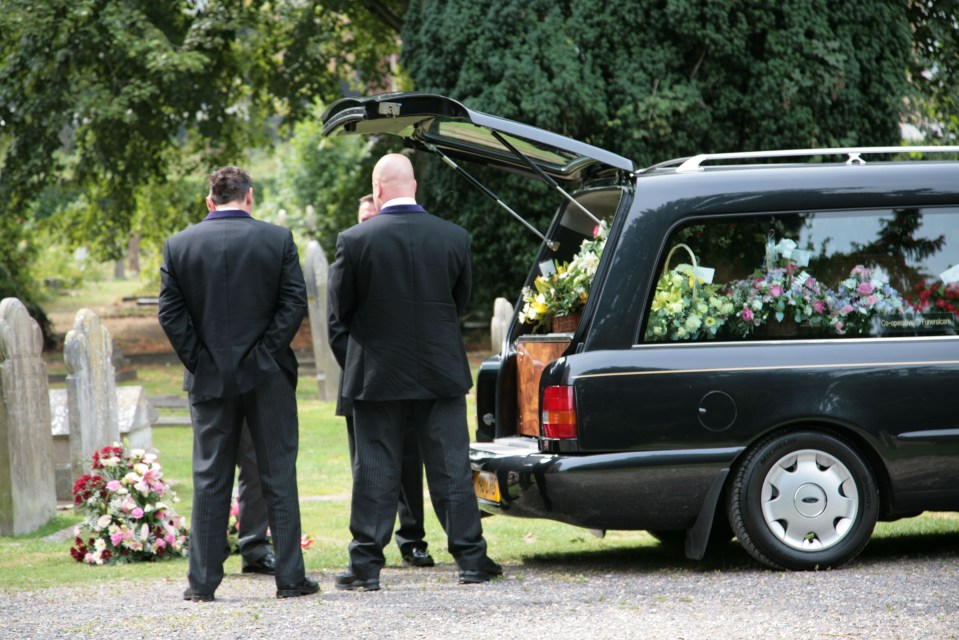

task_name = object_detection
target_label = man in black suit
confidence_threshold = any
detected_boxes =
[159,165,318,601]
[193,195,276,579]
[328,154,501,591]
[328,194,434,570]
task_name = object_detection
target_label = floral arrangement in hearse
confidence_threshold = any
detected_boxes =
[70,444,189,565]
[724,237,832,337]
[907,278,959,318]
[644,243,732,341]
[518,221,608,333]
[826,264,905,335]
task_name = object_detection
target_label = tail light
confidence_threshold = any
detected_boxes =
[542,385,577,439]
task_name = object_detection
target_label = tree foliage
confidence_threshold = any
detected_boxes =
[908,0,959,141]
[269,102,395,258]
[0,0,398,315]
[399,0,916,313]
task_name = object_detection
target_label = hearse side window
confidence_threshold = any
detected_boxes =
[642,207,959,342]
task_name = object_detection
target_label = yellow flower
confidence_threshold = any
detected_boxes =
[532,294,548,315]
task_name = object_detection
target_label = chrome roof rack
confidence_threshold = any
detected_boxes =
[644,146,959,174]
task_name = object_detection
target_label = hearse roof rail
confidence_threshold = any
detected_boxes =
[640,146,959,174]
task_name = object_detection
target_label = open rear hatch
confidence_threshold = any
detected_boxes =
[322,93,634,247]
[321,92,633,184]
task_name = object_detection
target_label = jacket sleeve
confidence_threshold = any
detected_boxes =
[328,232,357,329]
[157,239,201,372]
[327,295,349,369]
[453,230,472,316]
[260,230,308,356]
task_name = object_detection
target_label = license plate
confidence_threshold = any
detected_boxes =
[473,470,501,503]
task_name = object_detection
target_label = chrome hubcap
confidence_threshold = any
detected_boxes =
[760,449,858,551]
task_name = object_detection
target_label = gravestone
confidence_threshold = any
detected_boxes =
[64,309,120,483]
[48,389,71,501]
[116,386,155,451]
[490,297,514,352]
[50,386,156,501]
[0,298,56,535]
[304,240,340,402]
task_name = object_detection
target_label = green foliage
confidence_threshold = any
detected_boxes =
[267,103,392,259]
[400,0,915,314]
[908,0,959,142]
[0,0,400,322]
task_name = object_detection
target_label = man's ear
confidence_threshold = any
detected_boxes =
[205,196,216,212]
[245,187,254,206]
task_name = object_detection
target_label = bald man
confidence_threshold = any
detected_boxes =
[328,153,501,590]
[330,192,435,570]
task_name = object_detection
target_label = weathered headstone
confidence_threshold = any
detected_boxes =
[0,298,56,535]
[305,204,316,237]
[112,341,137,382]
[64,309,120,483]
[491,297,514,352]
[50,385,156,501]
[116,386,155,451]
[304,240,340,402]
[49,389,72,501]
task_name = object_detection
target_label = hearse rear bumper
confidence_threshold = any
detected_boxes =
[469,438,744,532]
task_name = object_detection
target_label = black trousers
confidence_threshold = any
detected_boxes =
[187,370,305,593]
[346,414,427,553]
[348,396,487,577]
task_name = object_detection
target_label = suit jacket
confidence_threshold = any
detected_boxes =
[158,210,307,398]
[328,203,473,401]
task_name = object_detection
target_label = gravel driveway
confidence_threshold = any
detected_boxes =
[3,542,957,640]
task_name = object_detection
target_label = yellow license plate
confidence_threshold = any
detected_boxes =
[473,470,501,503]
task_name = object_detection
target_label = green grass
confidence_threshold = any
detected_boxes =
[41,275,146,314]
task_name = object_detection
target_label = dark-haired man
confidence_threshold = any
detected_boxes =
[159,165,317,601]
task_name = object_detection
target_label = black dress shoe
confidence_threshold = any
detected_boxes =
[182,587,214,602]
[458,558,503,584]
[276,577,320,599]
[334,569,380,591]
[242,552,276,575]
[401,547,435,568]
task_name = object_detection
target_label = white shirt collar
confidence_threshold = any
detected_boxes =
[381,197,418,209]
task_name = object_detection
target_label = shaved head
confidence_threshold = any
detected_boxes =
[372,153,417,209]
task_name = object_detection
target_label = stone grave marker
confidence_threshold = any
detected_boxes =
[64,309,120,483]
[490,297,514,352]
[0,297,56,535]
[304,239,340,402]
[49,389,72,501]
[116,386,155,451]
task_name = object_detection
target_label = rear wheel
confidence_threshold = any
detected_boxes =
[727,430,878,570]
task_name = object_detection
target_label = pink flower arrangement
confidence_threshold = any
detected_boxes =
[726,265,831,337]
[70,443,189,565]
[827,265,905,335]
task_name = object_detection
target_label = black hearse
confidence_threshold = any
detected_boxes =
[322,93,959,570]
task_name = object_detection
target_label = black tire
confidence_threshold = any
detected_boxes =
[727,430,878,570]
